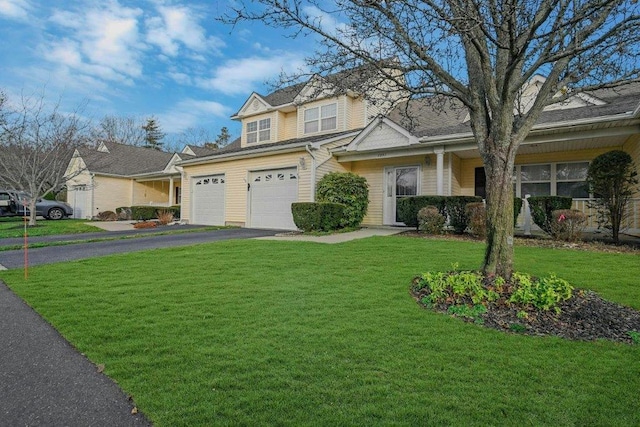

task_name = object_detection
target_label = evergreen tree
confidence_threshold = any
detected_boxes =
[142,117,165,150]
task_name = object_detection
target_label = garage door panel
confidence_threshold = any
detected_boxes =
[250,168,298,230]
[192,174,225,225]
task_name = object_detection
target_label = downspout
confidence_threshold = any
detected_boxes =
[305,144,318,202]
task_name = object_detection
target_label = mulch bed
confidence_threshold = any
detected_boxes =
[410,286,640,344]
[404,231,640,344]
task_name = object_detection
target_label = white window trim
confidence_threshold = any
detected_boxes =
[514,161,590,199]
[246,118,271,143]
[303,102,338,135]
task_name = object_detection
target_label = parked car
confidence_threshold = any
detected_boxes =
[0,190,73,220]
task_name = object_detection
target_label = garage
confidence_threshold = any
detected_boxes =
[192,174,225,225]
[249,168,298,229]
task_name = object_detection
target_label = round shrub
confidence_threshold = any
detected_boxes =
[397,196,447,229]
[417,206,445,234]
[316,172,369,228]
[445,196,483,233]
[97,210,117,221]
[527,196,573,234]
[549,209,587,242]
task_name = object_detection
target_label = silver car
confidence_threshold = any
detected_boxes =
[0,190,73,220]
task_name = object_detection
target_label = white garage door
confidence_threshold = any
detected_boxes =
[250,168,298,229]
[192,175,225,225]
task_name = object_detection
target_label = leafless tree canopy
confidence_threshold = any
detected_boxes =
[227,0,640,277]
[91,115,147,147]
[0,89,90,224]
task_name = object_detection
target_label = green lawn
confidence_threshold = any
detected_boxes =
[0,217,104,238]
[2,236,639,426]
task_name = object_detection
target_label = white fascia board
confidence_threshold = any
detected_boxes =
[335,142,478,162]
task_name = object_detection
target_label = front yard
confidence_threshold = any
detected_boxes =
[1,236,639,425]
[0,217,104,238]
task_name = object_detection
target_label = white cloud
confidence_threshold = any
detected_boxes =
[197,54,307,95]
[44,2,144,82]
[302,6,348,36]
[158,98,230,134]
[146,5,224,57]
[0,0,30,20]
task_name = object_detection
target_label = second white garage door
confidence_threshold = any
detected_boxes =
[249,168,298,229]
[192,174,225,225]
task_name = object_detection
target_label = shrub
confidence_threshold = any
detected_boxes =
[549,209,587,242]
[133,221,157,229]
[97,210,117,221]
[157,210,175,225]
[131,206,158,221]
[131,205,180,221]
[587,150,639,244]
[291,202,345,232]
[316,172,368,228]
[397,196,447,229]
[509,272,574,312]
[445,196,482,233]
[514,197,523,226]
[527,196,573,234]
[465,202,486,238]
[417,206,445,234]
[116,207,132,220]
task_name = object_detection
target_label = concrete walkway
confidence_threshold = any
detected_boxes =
[255,227,406,243]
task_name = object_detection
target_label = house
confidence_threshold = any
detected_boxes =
[177,72,640,235]
[65,142,216,219]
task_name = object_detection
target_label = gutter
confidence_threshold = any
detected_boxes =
[305,144,318,202]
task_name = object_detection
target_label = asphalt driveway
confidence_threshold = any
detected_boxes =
[0,227,279,270]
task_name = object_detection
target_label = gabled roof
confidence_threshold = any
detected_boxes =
[178,130,360,166]
[388,83,640,139]
[78,141,176,176]
[182,145,219,157]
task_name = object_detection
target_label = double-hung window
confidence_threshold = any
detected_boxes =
[246,118,271,143]
[304,103,337,134]
[515,161,589,198]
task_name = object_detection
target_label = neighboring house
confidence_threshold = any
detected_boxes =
[65,141,216,219]
[178,73,640,235]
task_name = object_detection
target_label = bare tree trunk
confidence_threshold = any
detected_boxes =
[482,148,516,279]
[28,199,37,226]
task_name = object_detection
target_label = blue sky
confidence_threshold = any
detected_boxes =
[0,0,330,145]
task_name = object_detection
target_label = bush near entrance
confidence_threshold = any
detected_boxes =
[316,172,369,228]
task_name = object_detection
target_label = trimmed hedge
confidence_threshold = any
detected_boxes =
[291,202,345,232]
[397,196,447,229]
[130,205,181,221]
[445,196,482,233]
[527,196,573,234]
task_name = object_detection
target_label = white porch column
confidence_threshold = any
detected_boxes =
[169,176,174,206]
[435,146,445,196]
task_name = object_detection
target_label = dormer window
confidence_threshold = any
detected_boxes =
[247,118,271,143]
[304,103,337,134]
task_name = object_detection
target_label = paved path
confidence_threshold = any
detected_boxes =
[0,281,152,426]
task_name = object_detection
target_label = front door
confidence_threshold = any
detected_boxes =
[383,166,419,225]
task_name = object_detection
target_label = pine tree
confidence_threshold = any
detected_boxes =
[142,117,165,150]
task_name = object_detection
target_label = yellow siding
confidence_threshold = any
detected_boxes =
[282,111,297,141]
[93,176,133,214]
[346,97,366,129]
[181,151,312,226]
[450,154,462,196]
[133,181,169,206]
